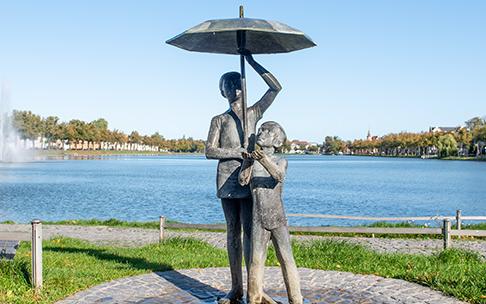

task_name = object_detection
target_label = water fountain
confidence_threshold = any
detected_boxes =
[0,83,28,162]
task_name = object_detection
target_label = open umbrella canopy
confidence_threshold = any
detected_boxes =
[166,7,315,149]
[166,18,316,55]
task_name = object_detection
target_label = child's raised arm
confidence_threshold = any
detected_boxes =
[243,51,282,116]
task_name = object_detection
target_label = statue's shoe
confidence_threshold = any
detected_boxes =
[217,296,244,304]
[217,289,244,304]
[217,290,280,304]
[247,293,282,304]
[261,293,281,304]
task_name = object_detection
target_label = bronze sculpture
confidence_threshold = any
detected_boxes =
[205,52,281,303]
[166,6,315,303]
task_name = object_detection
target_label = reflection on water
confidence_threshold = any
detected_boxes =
[0,155,485,226]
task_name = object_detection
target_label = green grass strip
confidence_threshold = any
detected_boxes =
[0,237,227,303]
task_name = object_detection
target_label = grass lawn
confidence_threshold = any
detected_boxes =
[0,237,227,304]
[0,237,485,304]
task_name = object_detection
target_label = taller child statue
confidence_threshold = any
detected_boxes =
[206,52,281,304]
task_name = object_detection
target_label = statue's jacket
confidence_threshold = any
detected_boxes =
[206,105,263,199]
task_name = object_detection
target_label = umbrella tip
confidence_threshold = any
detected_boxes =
[239,5,244,18]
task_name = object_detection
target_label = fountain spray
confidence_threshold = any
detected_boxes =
[0,82,29,162]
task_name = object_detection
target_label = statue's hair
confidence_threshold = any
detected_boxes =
[219,71,241,97]
[260,121,287,148]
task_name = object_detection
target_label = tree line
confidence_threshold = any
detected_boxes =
[322,116,486,158]
[11,110,205,153]
[11,110,486,157]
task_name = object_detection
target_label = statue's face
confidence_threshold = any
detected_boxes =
[256,127,275,148]
[221,79,241,102]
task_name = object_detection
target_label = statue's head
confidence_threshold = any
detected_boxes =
[219,71,241,102]
[257,121,287,149]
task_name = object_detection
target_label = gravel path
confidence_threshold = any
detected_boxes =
[1,224,485,258]
[55,267,467,304]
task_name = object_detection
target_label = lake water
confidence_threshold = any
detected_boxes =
[0,155,485,226]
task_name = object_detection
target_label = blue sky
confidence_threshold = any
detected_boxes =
[1,1,485,142]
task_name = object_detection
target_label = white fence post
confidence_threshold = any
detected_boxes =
[443,219,451,249]
[31,220,42,291]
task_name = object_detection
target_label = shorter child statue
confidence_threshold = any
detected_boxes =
[239,121,303,304]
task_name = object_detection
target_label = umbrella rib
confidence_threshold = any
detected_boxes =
[185,27,305,36]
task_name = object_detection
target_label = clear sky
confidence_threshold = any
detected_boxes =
[1,1,485,142]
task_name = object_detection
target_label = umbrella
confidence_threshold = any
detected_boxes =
[166,6,316,148]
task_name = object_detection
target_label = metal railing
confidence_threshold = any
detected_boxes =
[289,210,486,249]
[159,210,486,249]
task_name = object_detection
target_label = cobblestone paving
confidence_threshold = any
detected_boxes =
[56,267,467,304]
[1,224,485,259]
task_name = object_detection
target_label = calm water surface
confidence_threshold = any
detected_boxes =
[0,155,485,226]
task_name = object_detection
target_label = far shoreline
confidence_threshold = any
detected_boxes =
[32,150,486,162]
[36,150,205,157]
[346,153,486,162]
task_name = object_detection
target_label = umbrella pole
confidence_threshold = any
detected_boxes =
[240,52,248,149]
[238,5,248,149]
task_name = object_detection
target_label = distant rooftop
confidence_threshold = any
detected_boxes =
[429,126,461,133]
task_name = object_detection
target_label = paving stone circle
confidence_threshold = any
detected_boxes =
[55,267,466,304]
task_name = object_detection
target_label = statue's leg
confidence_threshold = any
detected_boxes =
[219,198,243,303]
[271,227,303,304]
[240,197,253,273]
[241,198,277,304]
[248,222,271,304]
